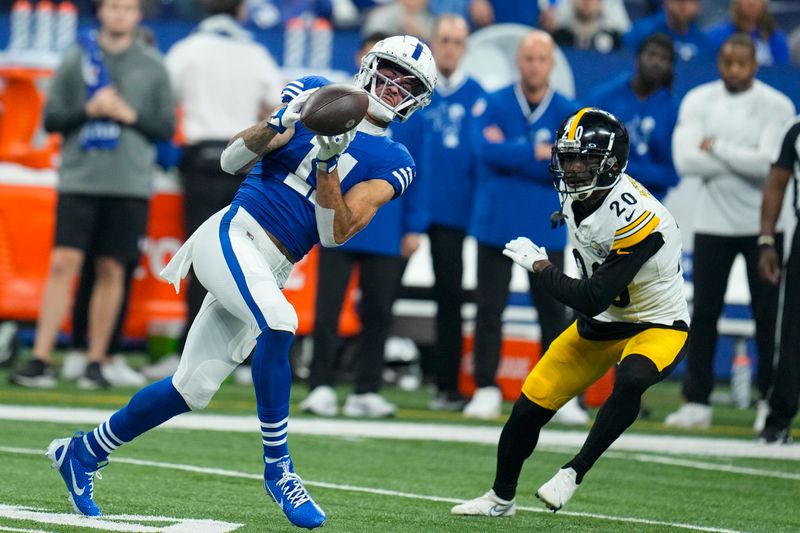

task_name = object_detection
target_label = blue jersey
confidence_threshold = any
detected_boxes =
[469,84,578,250]
[588,73,679,200]
[623,11,710,62]
[232,76,415,260]
[420,73,485,231]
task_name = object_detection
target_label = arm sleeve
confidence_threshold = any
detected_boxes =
[131,63,176,142]
[43,48,88,135]
[281,75,330,104]
[773,121,800,170]
[711,99,796,179]
[534,232,665,316]
[672,91,730,178]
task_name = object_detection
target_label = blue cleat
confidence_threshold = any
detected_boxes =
[264,456,326,529]
[45,433,107,516]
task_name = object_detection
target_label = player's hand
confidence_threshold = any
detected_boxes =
[316,129,356,162]
[483,125,505,143]
[535,142,553,161]
[400,233,421,259]
[268,88,318,133]
[758,245,781,285]
[503,237,548,273]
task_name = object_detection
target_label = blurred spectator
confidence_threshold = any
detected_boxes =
[791,26,800,66]
[757,117,800,444]
[362,0,435,41]
[9,0,175,389]
[429,0,470,17]
[246,0,333,29]
[551,0,631,53]
[464,30,579,421]
[588,33,679,200]
[419,15,486,411]
[707,0,789,66]
[140,0,282,381]
[624,0,710,62]
[299,33,429,418]
[469,0,553,31]
[666,34,794,430]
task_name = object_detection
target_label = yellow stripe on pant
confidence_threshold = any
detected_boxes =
[521,321,688,411]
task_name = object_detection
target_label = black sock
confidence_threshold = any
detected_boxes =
[491,395,555,501]
[564,355,664,484]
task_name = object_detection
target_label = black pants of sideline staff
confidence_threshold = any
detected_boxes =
[308,247,405,394]
[683,233,783,405]
[178,141,244,352]
[472,243,568,389]
[766,228,800,430]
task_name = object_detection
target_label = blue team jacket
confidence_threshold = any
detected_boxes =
[623,10,710,62]
[707,21,790,66]
[587,73,679,200]
[419,73,486,231]
[468,84,577,250]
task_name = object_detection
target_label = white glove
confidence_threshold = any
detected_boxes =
[316,129,356,162]
[267,88,317,133]
[503,237,548,273]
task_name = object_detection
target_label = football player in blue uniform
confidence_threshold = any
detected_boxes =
[43,35,436,530]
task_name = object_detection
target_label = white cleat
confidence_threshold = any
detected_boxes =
[551,397,590,426]
[299,385,338,417]
[753,399,770,434]
[451,490,516,517]
[536,468,578,512]
[102,356,146,387]
[463,386,502,420]
[664,402,712,429]
[342,392,397,418]
[60,351,87,381]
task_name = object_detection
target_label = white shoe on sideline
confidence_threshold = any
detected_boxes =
[551,397,590,426]
[342,393,396,418]
[753,399,770,434]
[536,468,578,512]
[102,356,146,387]
[463,386,502,420]
[450,490,516,517]
[299,386,338,417]
[232,365,253,386]
[60,350,87,381]
[141,354,180,380]
[664,402,712,429]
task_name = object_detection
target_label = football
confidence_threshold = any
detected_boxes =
[300,84,369,136]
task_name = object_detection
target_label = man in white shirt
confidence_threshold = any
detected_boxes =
[147,0,281,379]
[666,33,795,430]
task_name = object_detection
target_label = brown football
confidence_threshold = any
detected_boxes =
[299,84,369,136]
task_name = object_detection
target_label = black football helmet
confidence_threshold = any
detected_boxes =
[550,108,629,201]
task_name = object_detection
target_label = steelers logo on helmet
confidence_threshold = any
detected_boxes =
[550,108,630,201]
[354,35,437,123]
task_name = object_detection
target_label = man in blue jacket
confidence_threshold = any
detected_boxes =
[588,33,680,200]
[418,14,486,411]
[624,0,709,62]
[464,30,577,420]
[299,33,429,419]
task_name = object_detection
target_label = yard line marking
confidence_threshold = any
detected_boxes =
[606,451,800,481]
[0,447,743,533]
[0,504,242,532]
[0,525,56,533]
[1,404,798,460]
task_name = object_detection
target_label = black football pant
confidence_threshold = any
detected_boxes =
[766,229,800,430]
[177,142,244,353]
[683,233,782,404]
[473,243,568,388]
[308,247,405,394]
[429,225,466,394]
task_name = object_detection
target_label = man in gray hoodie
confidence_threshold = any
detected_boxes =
[10,0,175,389]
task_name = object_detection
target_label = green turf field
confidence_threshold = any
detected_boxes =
[0,360,798,533]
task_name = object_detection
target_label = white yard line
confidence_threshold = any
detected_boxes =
[606,451,800,481]
[0,447,742,533]
[0,404,798,460]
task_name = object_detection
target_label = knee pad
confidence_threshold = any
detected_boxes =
[261,297,298,334]
[172,360,235,411]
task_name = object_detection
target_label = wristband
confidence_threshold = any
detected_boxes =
[314,156,338,174]
[757,235,776,248]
